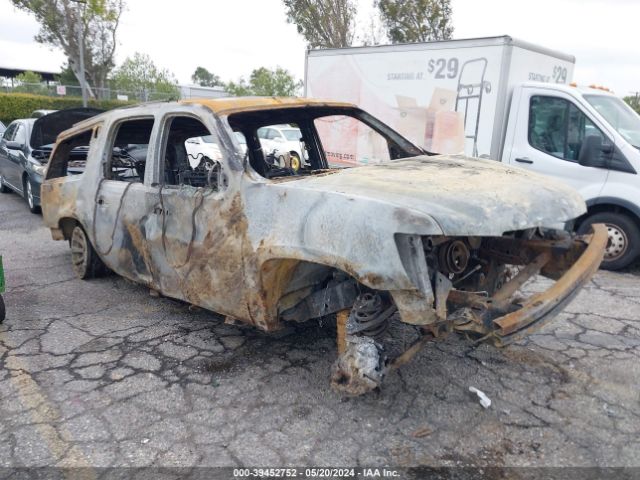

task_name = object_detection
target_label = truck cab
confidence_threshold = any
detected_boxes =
[504,82,640,269]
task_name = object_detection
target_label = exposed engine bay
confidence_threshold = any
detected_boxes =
[280,226,607,396]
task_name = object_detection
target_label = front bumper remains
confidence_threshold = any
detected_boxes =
[449,224,608,346]
[331,225,607,396]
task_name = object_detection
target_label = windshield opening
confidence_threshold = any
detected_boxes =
[584,95,640,148]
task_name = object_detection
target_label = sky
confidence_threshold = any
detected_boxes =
[0,0,638,98]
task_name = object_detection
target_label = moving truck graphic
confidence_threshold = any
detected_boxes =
[305,35,640,270]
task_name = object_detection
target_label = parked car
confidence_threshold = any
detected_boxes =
[40,98,606,395]
[185,134,222,168]
[31,109,58,118]
[234,131,247,155]
[0,108,102,213]
[258,124,304,171]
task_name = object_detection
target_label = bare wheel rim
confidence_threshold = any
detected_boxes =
[70,228,88,276]
[291,154,300,171]
[604,223,628,261]
[26,181,34,208]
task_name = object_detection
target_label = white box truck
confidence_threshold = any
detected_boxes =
[305,35,640,270]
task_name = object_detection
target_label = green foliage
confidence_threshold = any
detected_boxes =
[0,92,132,124]
[283,0,356,48]
[624,95,640,115]
[191,67,223,87]
[15,71,43,84]
[11,0,125,91]
[13,71,49,95]
[111,53,180,100]
[225,67,302,97]
[377,0,453,43]
[55,63,80,86]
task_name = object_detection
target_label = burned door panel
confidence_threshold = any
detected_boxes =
[92,180,155,285]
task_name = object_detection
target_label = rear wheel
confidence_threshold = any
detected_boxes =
[70,225,105,279]
[0,174,11,193]
[23,177,40,214]
[577,212,640,270]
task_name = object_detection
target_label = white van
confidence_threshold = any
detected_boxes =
[306,36,640,269]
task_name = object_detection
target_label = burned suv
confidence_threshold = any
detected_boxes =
[41,98,607,395]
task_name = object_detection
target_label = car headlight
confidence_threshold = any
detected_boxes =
[33,164,47,176]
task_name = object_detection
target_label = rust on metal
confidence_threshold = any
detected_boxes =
[336,310,349,355]
[39,98,607,395]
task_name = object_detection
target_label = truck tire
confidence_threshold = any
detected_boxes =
[577,212,640,271]
[70,225,106,279]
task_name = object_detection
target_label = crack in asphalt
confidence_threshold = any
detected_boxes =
[0,193,639,467]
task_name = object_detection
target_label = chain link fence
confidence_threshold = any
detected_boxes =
[1,83,176,102]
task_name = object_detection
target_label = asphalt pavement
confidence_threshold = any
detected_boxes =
[1,191,639,471]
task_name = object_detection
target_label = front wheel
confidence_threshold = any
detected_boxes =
[290,153,301,172]
[70,225,106,279]
[577,212,640,270]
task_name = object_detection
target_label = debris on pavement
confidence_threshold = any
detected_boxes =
[469,386,492,408]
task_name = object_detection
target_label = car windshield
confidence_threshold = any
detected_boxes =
[584,95,640,148]
[282,129,301,141]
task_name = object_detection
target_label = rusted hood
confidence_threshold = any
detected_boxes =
[283,155,586,236]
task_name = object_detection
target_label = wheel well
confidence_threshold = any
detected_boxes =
[576,203,640,230]
[58,217,80,241]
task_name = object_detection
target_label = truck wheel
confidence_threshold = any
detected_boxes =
[577,212,640,270]
[70,225,105,279]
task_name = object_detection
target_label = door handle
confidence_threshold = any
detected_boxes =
[515,157,534,164]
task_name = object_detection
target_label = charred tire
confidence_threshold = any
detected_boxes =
[0,174,12,194]
[70,225,105,279]
[0,295,5,323]
[577,212,640,270]
[23,176,40,214]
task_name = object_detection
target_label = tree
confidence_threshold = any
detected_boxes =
[11,0,125,96]
[377,0,453,44]
[111,53,180,101]
[283,0,356,48]
[55,63,80,86]
[14,71,48,95]
[625,94,640,115]
[225,67,302,97]
[191,67,223,87]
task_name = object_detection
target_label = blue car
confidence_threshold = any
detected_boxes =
[0,108,102,213]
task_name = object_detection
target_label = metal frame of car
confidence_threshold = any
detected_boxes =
[40,98,606,395]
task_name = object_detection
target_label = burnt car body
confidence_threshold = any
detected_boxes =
[41,98,607,395]
[0,108,102,213]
